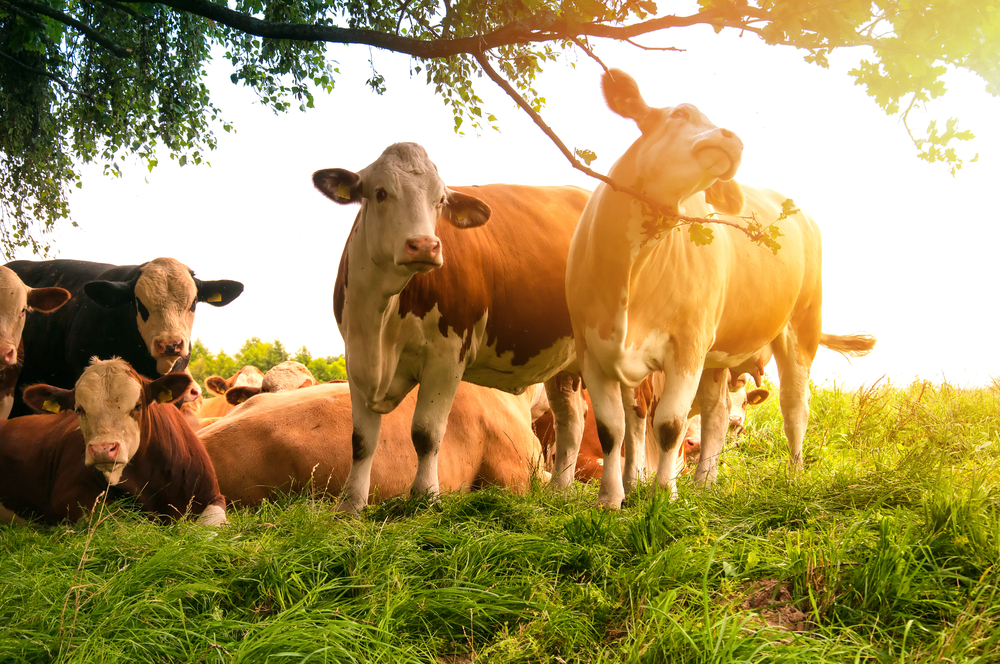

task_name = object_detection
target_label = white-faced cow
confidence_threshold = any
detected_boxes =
[0,267,71,419]
[224,360,319,406]
[0,358,227,525]
[199,381,546,507]
[565,69,875,507]
[313,143,589,511]
[5,258,243,417]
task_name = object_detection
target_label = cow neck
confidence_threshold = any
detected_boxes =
[341,221,410,405]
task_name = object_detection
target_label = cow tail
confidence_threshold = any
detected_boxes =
[819,333,877,357]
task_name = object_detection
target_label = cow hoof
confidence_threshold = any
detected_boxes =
[597,492,624,510]
[335,498,364,514]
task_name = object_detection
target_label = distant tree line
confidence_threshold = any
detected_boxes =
[188,337,346,392]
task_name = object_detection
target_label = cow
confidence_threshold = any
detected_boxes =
[5,257,243,417]
[0,267,71,419]
[0,358,227,525]
[565,69,875,507]
[192,365,266,424]
[198,381,546,507]
[313,144,590,511]
[224,360,318,405]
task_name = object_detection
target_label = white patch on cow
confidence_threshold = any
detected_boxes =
[74,358,144,485]
[197,503,228,527]
[704,349,763,368]
[261,361,316,393]
[133,258,198,374]
[232,366,264,389]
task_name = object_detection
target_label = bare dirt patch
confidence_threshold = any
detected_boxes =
[740,579,810,632]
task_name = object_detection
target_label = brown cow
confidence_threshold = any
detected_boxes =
[199,381,546,507]
[224,360,318,405]
[0,358,227,525]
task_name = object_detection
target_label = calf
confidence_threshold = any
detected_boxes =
[0,267,71,419]
[0,358,226,525]
[6,257,243,417]
[199,382,546,507]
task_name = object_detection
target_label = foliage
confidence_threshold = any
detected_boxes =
[4,379,1000,661]
[188,336,346,390]
[0,0,997,256]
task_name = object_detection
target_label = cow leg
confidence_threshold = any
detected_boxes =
[545,373,585,489]
[620,383,647,495]
[338,385,384,512]
[771,328,817,471]
[692,369,730,486]
[409,376,462,499]
[650,370,702,500]
[582,355,627,509]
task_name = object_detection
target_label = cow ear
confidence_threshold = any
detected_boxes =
[83,280,134,308]
[704,179,745,215]
[23,384,75,414]
[601,69,652,128]
[442,190,491,229]
[205,376,228,396]
[226,386,260,405]
[299,377,316,389]
[746,388,769,406]
[313,168,363,205]
[196,279,244,307]
[146,373,193,405]
[26,287,71,313]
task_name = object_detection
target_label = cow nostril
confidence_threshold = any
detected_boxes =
[721,128,734,138]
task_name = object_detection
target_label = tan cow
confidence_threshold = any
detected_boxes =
[565,69,874,507]
[198,381,546,506]
[190,365,266,426]
[224,360,318,405]
[314,146,590,511]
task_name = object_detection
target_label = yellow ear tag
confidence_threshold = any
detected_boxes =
[207,292,222,303]
[157,389,173,404]
[337,183,351,199]
[456,212,466,221]
[43,399,61,414]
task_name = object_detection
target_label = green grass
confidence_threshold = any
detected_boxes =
[4,379,1000,663]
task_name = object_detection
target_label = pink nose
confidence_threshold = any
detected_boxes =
[89,442,120,464]
[156,340,186,356]
[729,415,745,433]
[405,236,441,262]
[0,345,15,366]
[186,383,202,402]
[683,437,701,461]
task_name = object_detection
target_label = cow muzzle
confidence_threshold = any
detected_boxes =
[87,441,128,484]
[0,343,16,368]
[693,128,742,180]
[398,235,443,272]
[729,415,745,435]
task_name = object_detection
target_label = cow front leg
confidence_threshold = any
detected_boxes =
[409,377,461,499]
[620,382,648,495]
[337,384,383,513]
[544,372,585,489]
[581,353,627,509]
[651,370,702,500]
[692,369,729,486]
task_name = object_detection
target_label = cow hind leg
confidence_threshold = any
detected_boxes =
[338,385,384,513]
[771,327,818,471]
[692,369,729,486]
[409,379,461,500]
[544,373,586,490]
[621,382,648,495]
[651,370,702,500]
[582,353,627,509]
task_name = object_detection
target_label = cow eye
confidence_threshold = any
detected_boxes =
[671,108,689,120]
[135,298,150,322]
[438,195,446,206]
[20,307,26,316]
[189,299,197,312]
[74,406,85,416]
[375,188,388,203]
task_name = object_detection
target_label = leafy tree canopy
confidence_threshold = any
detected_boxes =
[189,337,346,391]
[1,0,997,256]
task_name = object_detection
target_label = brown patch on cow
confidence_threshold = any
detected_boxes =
[351,429,365,461]
[740,579,810,632]
[396,185,587,367]
[334,213,360,326]
[411,427,434,457]
[595,419,616,457]
[657,417,685,453]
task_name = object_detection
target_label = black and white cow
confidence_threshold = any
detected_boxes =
[6,258,243,417]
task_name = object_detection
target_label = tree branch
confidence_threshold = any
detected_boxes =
[10,0,133,57]
[0,49,94,99]
[87,0,150,21]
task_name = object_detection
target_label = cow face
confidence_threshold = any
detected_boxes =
[601,69,744,213]
[0,267,71,367]
[23,358,193,485]
[83,258,244,374]
[225,360,317,405]
[313,143,491,279]
[205,365,265,396]
[727,373,770,434]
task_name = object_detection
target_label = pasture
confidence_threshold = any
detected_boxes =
[3,378,1000,663]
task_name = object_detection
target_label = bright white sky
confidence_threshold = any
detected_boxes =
[20,23,1000,388]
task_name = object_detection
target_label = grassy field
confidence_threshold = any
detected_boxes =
[3,379,1000,663]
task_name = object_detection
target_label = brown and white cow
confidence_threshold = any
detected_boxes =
[0,358,227,525]
[199,381,546,506]
[314,145,590,511]
[565,69,875,507]
[224,360,318,405]
[0,267,71,419]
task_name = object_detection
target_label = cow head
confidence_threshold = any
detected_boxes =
[0,267,71,368]
[205,365,265,397]
[601,69,745,214]
[83,258,244,375]
[727,372,770,435]
[313,143,492,281]
[23,358,193,485]
[225,360,317,405]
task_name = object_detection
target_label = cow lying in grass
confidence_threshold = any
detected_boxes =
[198,381,546,507]
[224,360,319,406]
[0,358,227,526]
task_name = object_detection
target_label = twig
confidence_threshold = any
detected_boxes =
[0,49,94,99]
[10,0,133,57]
[625,38,683,52]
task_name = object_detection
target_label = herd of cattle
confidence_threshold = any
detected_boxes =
[0,69,874,527]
